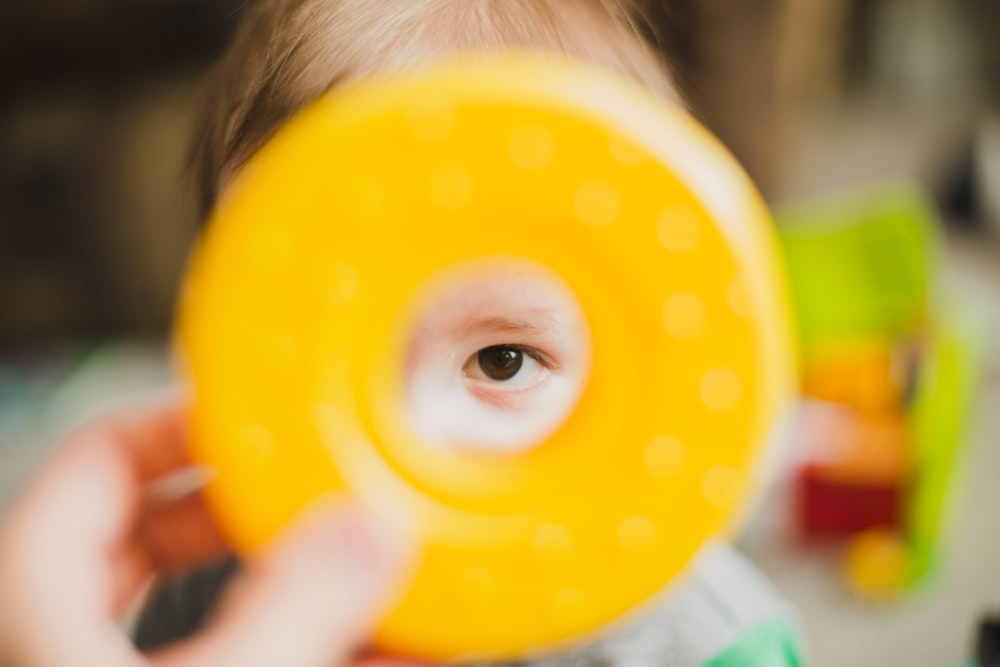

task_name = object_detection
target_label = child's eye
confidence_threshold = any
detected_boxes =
[464,344,549,387]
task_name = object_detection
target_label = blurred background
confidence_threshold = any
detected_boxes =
[1,1,999,665]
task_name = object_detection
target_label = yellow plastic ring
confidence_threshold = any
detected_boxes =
[177,55,794,661]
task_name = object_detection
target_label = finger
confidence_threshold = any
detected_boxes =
[0,397,201,664]
[51,399,229,576]
[57,394,191,487]
[351,659,432,667]
[150,500,416,667]
[101,396,191,482]
[9,397,191,553]
[140,490,229,573]
[108,490,229,617]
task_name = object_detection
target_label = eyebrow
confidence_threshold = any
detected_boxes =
[455,312,557,338]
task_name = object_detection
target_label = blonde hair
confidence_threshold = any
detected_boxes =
[192,0,677,217]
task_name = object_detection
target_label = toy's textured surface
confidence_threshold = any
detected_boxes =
[176,56,793,660]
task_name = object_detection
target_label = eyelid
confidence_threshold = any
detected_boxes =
[465,369,554,409]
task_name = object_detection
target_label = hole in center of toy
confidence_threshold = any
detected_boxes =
[403,258,591,456]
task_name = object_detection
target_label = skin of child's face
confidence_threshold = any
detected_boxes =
[404,260,591,455]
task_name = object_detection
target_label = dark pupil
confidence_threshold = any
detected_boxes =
[477,345,523,381]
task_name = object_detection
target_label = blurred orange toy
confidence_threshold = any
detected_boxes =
[175,55,794,661]
[801,339,910,415]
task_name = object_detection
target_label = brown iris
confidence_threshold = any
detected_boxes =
[476,345,523,381]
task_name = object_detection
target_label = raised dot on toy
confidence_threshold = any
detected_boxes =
[175,54,794,661]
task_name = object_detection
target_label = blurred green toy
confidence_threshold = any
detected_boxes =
[778,184,938,353]
[776,183,985,598]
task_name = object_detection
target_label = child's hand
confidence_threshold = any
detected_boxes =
[0,398,417,667]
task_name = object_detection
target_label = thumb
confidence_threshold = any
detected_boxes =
[152,499,416,667]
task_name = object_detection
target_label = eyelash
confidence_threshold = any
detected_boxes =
[510,345,555,370]
[461,344,557,375]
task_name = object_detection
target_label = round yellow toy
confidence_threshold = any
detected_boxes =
[176,55,794,661]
